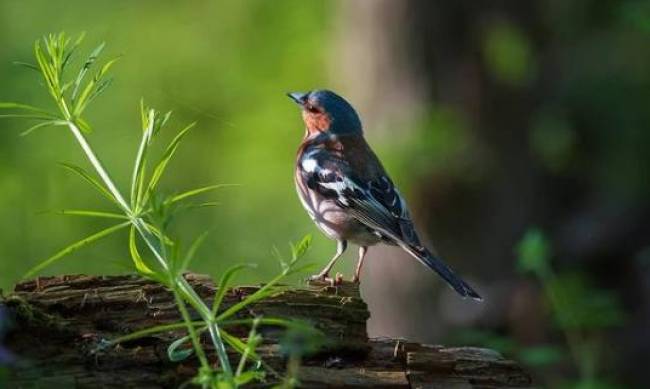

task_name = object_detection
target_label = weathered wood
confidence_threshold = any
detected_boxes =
[1,274,532,388]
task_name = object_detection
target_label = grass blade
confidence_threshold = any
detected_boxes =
[236,318,262,376]
[0,114,58,120]
[128,226,160,280]
[131,110,154,210]
[71,42,105,103]
[212,264,257,316]
[23,221,130,279]
[13,61,40,72]
[144,122,195,198]
[179,231,209,273]
[168,184,236,205]
[167,335,194,362]
[49,209,128,220]
[143,222,174,246]
[19,120,67,136]
[58,162,119,206]
[222,329,260,361]
[0,102,59,118]
[106,321,204,347]
[73,56,119,116]
[216,279,289,322]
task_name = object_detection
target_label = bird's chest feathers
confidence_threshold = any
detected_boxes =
[295,142,354,238]
[303,111,332,135]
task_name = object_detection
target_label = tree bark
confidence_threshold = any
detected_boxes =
[2,274,532,388]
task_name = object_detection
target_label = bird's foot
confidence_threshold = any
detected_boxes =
[308,272,343,286]
[351,275,360,284]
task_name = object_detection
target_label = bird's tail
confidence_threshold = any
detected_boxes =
[403,245,482,301]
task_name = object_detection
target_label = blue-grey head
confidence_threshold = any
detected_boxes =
[287,90,362,136]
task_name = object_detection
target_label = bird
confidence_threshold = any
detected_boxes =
[288,89,482,300]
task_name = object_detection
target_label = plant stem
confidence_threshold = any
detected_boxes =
[65,119,234,383]
[174,290,211,370]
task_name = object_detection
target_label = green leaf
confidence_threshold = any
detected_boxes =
[211,263,257,316]
[236,318,263,376]
[71,42,105,103]
[143,222,174,247]
[19,120,67,136]
[86,77,113,105]
[75,117,92,134]
[221,317,319,336]
[73,54,119,117]
[180,231,209,273]
[167,335,194,362]
[290,235,312,262]
[128,226,159,280]
[0,102,59,118]
[516,228,551,277]
[58,162,119,206]
[222,329,260,361]
[23,221,130,279]
[106,321,203,348]
[547,273,626,330]
[168,184,236,205]
[12,61,40,72]
[216,280,287,321]
[518,345,564,367]
[234,370,265,386]
[144,122,196,198]
[131,118,153,210]
[0,114,58,120]
[60,32,85,72]
[50,209,128,220]
[284,262,318,277]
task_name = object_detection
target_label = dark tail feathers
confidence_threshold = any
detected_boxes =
[405,246,482,301]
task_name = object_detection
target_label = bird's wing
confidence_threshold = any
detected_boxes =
[300,150,418,246]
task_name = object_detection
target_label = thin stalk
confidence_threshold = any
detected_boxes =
[66,121,131,214]
[130,113,153,210]
[174,289,211,371]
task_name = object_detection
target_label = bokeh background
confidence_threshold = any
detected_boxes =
[1,1,649,387]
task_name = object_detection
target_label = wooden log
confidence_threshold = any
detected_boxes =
[1,274,532,388]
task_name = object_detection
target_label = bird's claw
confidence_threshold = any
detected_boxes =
[308,272,343,286]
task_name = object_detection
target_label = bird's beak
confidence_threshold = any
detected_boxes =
[287,92,308,106]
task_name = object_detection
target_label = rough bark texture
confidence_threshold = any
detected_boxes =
[2,274,532,388]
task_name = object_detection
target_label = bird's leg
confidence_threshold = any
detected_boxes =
[309,240,347,284]
[352,246,368,283]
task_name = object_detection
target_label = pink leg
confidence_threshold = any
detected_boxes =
[352,246,368,283]
[309,240,347,284]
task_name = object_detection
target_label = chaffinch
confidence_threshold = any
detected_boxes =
[288,90,481,300]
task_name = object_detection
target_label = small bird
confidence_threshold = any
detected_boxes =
[288,90,481,300]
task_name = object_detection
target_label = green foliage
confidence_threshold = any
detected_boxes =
[457,229,625,387]
[518,345,564,367]
[529,111,577,173]
[515,228,624,388]
[482,19,536,86]
[547,273,626,330]
[1,33,320,388]
[0,1,334,293]
[516,227,551,277]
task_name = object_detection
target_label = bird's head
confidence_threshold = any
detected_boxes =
[287,90,362,136]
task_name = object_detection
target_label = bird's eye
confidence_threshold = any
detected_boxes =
[306,104,319,113]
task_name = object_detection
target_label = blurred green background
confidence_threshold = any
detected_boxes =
[0,0,338,287]
[1,1,650,387]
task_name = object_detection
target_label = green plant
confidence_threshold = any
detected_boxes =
[1,32,320,388]
[516,228,625,389]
